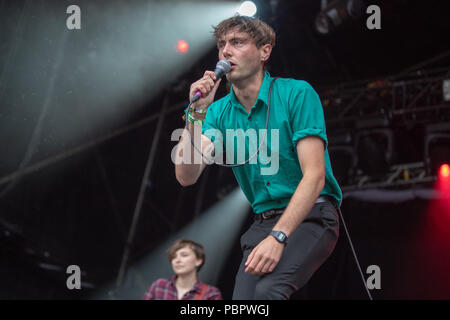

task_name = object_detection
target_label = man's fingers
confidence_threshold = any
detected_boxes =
[245,249,255,267]
[190,70,222,102]
[212,77,222,92]
[192,78,217,98]
[254,254,276,275]
[262,259,277,274]
[203,70,216,81]
[260,259,272,274]
[244,239,283,275]
[208,78,215,88]
[201,75,217,92]
[245,250,263,273]
[198,86,207,96]
[252,257,267,275]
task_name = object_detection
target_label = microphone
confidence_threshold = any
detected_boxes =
[191,60,231,103]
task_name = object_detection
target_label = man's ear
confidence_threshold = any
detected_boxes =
[260,44,273,63]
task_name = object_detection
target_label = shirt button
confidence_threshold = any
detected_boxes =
[266,181,270,186]
[248,116,252,121]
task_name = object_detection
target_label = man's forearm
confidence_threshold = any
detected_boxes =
[273,173,325,237]
[175,122,204,186]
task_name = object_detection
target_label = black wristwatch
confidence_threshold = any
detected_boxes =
[270,230,288,244]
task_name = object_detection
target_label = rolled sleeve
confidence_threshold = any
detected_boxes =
[292,128,328,149]
[289,83,328,149]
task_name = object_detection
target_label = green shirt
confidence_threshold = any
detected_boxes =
[202,71,342,213]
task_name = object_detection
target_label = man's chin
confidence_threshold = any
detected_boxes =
[226,72,239,82]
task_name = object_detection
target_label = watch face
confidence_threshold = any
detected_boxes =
[272,231,287,243]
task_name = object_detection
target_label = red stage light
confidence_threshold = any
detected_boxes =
[439,164,450,179]
[177,40,189,53]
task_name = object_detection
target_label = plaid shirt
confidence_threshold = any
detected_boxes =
[142,275,223,300]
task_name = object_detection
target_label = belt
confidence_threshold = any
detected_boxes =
[315,195,337,206]
[254,195,337,221]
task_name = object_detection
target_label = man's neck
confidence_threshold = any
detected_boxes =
[232,70,265,112]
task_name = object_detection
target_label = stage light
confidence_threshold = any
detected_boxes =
[439,164,450,179]
[443,79,450,102]
[315,0,363,35]
[237,1,257,17]
[424,122,450,177]
[176,40,189,53]
[91,188,250,299]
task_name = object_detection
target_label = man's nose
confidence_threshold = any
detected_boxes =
[222,43,232,58]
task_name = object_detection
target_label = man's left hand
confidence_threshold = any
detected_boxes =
[245,236,285,275]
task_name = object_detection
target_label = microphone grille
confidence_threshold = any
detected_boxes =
[216,60,231,73]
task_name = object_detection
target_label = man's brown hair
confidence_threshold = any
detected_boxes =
[213,15,276,49]
[167,239,206,272]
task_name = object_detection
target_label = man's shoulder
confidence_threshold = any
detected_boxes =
[210,93,231,109]
[275,77,315,92]
[206,93,232,119]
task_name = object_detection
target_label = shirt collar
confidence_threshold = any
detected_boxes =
[229,71,272,109]
[169,274,177,287]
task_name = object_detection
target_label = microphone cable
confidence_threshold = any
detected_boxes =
[337,206,374,300]
[183,77,277,168]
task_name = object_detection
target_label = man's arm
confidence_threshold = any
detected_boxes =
[174,71,221,186]
[244,136,325,275]
[174,121,214,186]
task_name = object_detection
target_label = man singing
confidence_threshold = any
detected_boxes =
[174,15,342,300]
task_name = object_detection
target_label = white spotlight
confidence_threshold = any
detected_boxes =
[237,1,257,17]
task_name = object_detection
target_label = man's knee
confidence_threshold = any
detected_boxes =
[253,279,293,300]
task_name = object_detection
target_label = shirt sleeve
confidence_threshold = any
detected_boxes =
[201,105,224,157]
[288,82,328,149]
[201,106,221,144]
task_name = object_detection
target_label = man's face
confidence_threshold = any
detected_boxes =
[217,29,269,83]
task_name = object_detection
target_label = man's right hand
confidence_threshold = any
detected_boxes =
[189,71,222,111]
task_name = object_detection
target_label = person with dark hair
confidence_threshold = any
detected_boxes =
[143,239,222,300]
[174,15,342,300]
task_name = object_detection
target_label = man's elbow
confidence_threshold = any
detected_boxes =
[318,173,325,192]
[303,170,325,193]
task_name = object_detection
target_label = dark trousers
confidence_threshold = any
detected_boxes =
[232,201,339,300]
